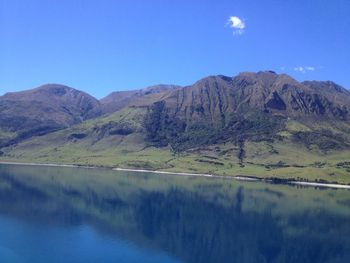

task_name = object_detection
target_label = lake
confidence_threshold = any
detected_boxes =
[0,164,349,263]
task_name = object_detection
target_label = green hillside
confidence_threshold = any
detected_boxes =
[1,71,350,184]
[1,107,350,184]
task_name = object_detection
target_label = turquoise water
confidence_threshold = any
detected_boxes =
[0,164,349,263]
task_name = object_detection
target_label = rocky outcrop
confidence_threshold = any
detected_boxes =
[144,71,350,151]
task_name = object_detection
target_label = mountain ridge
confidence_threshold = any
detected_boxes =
[100,84,181,114]
[1,71,350,183]
[0,84,101,147]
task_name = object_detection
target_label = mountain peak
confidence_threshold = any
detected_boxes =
[37,83,72,89]
[35,83,76,96]
[2,83,84,99]
[0,83,101,147]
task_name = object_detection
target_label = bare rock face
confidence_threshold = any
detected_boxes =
[0,84,101,146]
[150,71,349,123]
[144,71,350,150]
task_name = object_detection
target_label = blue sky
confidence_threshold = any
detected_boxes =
[1,0,349,98]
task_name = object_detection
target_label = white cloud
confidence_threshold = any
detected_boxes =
[227,16,245,35]
[294,66,315,73]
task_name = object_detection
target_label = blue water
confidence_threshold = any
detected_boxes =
[0,216,178,263]
[0,164,349,263]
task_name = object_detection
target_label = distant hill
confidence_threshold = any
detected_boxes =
[0,84,101,147]
[1,72,350,183]
[100,84,181,114]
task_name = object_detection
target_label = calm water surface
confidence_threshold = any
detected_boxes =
[0,164,349,263]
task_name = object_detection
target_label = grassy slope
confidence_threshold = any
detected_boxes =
[0,129,17,143]
[1,107,350,184]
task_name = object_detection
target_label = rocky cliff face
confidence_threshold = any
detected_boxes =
[160,71,349,120]
[144,71,350,150]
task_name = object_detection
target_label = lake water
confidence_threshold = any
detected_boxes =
[0,164,349,263]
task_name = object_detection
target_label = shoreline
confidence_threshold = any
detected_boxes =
[290,181,350,189]
[0,160,350,189]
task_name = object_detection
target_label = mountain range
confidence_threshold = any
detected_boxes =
[1,71,350,183]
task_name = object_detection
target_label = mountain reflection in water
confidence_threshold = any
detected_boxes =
[0,164,349,263]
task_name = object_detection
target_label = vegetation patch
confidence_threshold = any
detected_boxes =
[336,162,350,173]
[311,162,327,168]
[292,130,348,151]
[144,102,286,152]
[265,161,290,169]
[68,133,88,140]
[195,159,224,166]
